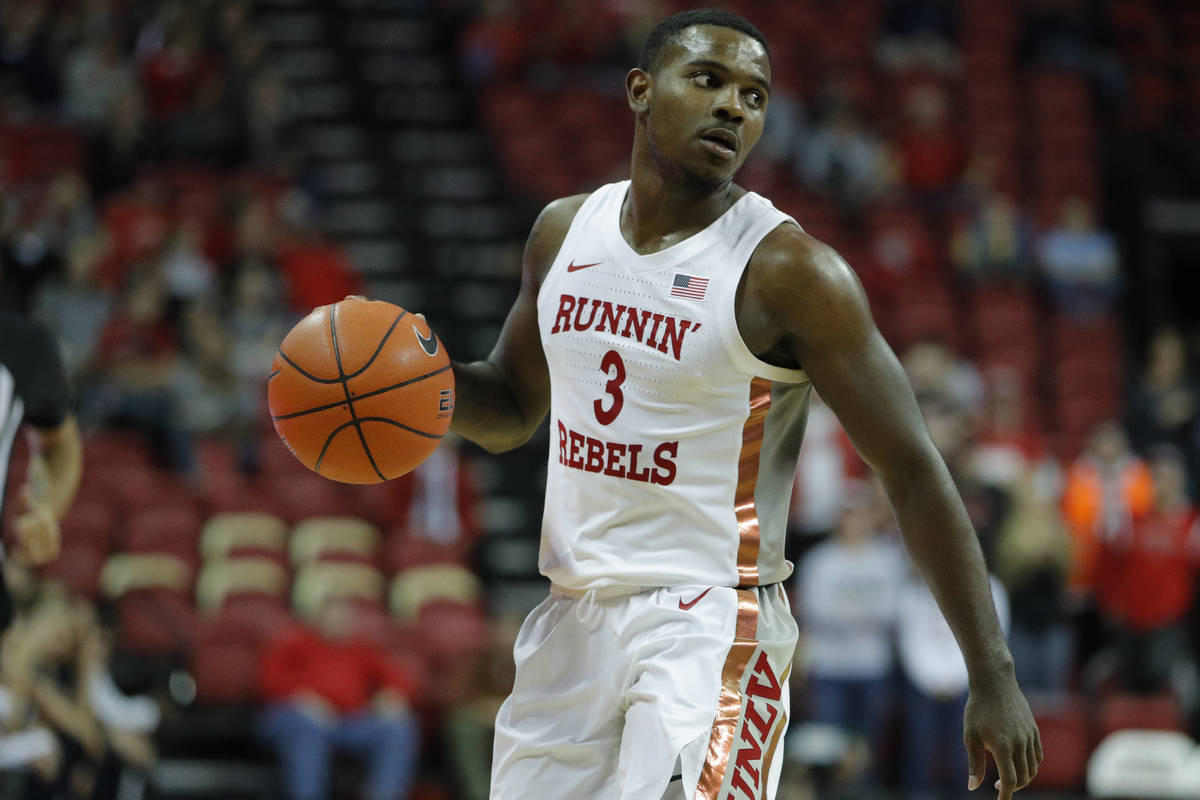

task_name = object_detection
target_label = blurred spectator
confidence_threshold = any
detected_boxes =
[897,564,1009,800]
[971,367,1054,489]
[458,0,529,85]
[1019,0,1103,72]
[171,302,257,472]
[274,193,364,313]
[165,73,245,165]
[228,258,290,387]
[877,0,961,74]
[2,169,97,312]
[443,617,520,800]
[80,265,191,472]
[63,31,136,129]
[951,190,1035,284]
[32,232,115,378]
[390,435,482,558]
[1127,329,1199,487]
[85,86,158,201]
[1,591,155,800]
[797,479,903,789]
[789,393,860,542]
[0,0,60,111]
[994,470,1074,693]
[138,12,210,120]
[752,84,805,167]
[1037,198,1121,319]
[796,107,891,221]
[896,83,965,212]
[258,597,421,800]
[160,219,217,302]
[901,339,984,414]
[1093,446,1199,694]
[1061,421,1154,668]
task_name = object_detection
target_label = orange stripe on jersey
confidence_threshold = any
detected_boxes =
[735,378,771,585]
[694,589,759,800]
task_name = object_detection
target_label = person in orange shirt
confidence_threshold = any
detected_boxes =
[1061,421,1154,598]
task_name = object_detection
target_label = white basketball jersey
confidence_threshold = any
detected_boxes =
[536,181,812,591]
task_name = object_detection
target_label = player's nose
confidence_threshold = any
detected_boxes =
[712,87,745,124]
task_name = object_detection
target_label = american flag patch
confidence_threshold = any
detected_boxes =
[670,273,709,300]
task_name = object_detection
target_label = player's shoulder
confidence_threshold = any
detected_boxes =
[748,221,863,310]
[524,193,592,277]
[532,193,591,240]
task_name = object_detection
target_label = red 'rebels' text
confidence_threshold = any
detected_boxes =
[549,294,700,361]
[727,650,784,799]
[556,419,677,485]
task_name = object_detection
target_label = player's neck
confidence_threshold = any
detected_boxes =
[621,162,743,256]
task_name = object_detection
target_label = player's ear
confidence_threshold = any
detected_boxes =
[627,68,651,113]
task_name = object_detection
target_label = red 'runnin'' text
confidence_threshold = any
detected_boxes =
[549,294,700,361]
[556,420,677,486]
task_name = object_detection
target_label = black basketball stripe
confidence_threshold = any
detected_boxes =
[313,417,445,474]
[275,308,407,384]
[329,304,387,482]
[270,364,452,421]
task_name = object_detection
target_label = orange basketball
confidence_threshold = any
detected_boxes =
[267,297,455,484]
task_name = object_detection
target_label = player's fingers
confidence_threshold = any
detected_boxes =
[1033,725,1044,766]
[993,749,1020,800]
[1025,737,1039,788]
[965,731,986,791]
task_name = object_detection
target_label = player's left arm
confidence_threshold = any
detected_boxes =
[747,225,1042,799]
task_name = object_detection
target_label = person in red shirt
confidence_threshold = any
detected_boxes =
[1095,445,1200,693]
[257,597,420,800]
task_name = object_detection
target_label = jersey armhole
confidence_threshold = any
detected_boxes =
[717,217,811,386]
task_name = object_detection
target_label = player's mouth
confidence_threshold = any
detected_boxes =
[699,127,738,159]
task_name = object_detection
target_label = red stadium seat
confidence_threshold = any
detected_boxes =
[116,588,198,656]
[60,501,115,552]
[190,638,262,706]
[1029,693,1090,791]
[258,474,356,523]
[39,544,106,599]
[122,507,202,566]
[1094,693,1187,746]
[189,611,275,705]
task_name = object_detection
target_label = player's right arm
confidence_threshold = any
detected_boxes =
[449,195,588,453]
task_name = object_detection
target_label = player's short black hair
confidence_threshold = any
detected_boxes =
[638,9,769,74]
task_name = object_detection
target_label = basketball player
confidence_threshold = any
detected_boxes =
[447,10,1041,799]
[0,312,83,630]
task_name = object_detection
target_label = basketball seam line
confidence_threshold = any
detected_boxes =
[270,364,452,421]
[275,309,408,384]
[324,303,388,482]
[315,419,444,471]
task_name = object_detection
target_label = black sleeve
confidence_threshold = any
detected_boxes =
[24,319,72,429]
[0,314,73,429]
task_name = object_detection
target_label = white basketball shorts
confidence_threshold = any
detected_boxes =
[491,582,799,800]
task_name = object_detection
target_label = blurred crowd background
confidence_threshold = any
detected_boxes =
[0,0,1198,798]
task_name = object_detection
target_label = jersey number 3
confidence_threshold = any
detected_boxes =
[593,350,625,425]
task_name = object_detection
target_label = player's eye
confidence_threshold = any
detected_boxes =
[745,90,765,109]
[691,72,719,88]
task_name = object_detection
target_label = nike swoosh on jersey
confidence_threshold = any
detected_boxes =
[566,259,602,272]
[414,325,438,356]
[678,588,713,611]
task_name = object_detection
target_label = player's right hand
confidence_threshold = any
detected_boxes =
[13,485,61,565]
